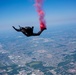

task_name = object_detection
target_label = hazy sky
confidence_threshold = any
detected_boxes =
[0,0,76,30]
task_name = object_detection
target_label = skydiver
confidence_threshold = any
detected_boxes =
[12,25,46,37]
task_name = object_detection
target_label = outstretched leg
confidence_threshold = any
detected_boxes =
[33,29,45,36]
[12,26,21,32]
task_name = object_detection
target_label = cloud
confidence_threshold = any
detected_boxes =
[17,36,23,38]
[68,69,76,73]
[0,44,8,53]
[32,37,54,43]
[0,44,2,48]
[46,54,52,58]
[37,49,47,53]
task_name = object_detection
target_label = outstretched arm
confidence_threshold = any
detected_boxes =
[32,29,46,36]
[12,26,21,32]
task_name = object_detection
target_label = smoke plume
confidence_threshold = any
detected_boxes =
[35,0,46,30]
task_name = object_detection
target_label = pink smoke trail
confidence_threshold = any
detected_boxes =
[35,0,46,30]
